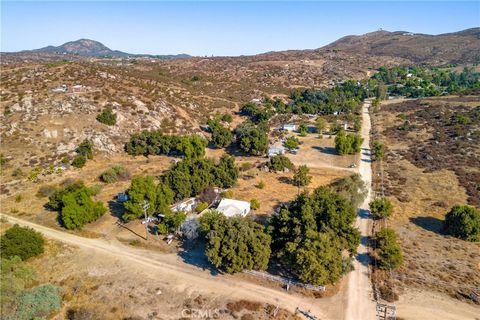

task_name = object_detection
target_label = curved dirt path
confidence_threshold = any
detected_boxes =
[344,100,376,320]
[1,213,330,319]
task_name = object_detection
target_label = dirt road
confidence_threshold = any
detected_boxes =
[344,100,376,320]
[0,213,331,319]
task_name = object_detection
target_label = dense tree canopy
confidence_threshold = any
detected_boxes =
[335,129,363,155]
[329,174,367,208]
[369,198,393,219]
[125,131,208,159]
[162,155,239,201]
[123,176,174,221]
[375,228,404,270]
[444,205,480,242]
[235,121,269,155]
[268,187,360,285]
[267,155,294,172]
[48,182,106,229]
[207,119,234,148]
[0,225,44,261]
[199,211,271,273]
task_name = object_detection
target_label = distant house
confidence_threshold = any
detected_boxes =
[171,197,198,213]
[268,146,285,157]
[216,199,250,217]
[282,124,296,131]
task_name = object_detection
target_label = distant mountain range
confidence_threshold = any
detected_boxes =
[18,38,190,59]
[322,28,480,64]
[4,28,480,65]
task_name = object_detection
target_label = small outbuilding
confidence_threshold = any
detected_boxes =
[171,197,198,213]
[282,124,296,132]
[268,146,285,157]
[216,199,250,217]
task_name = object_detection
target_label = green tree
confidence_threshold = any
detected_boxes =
[123,176,161,221]
[373,141,385,161]
[0,225,44,261]
[96,107,117,126]
[298,123,308,136]
[159,211,187,233]
[207,119,234,148]
[235,121,269,155]
[267,155,294,172]
[283,136,299,151]
[376,84,388,100]
[48,182,106,229]
[370,198,393,219]
[268,187,360,284]
[335,129,363,155]
[293,165,312,187]
[315,117,327,136]
[375,228,404,270]
[329,174,367,207]
[444,205,480,242]
[201,215,271,273]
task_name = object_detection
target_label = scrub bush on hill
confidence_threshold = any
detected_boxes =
[96,107,117,126]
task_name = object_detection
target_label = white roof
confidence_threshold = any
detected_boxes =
[217,199,250,217]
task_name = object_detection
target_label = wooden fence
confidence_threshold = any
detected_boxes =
[243,270,326,292]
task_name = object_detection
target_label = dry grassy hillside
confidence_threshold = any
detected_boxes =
[371,96,480,302]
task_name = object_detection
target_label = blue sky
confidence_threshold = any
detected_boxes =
[1,1,479,56]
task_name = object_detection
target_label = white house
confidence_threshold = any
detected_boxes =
[282,124,296,131]
[216,199,250,217]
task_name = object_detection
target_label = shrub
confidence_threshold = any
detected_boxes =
[76,139,93,159]
[221,113,233,123]
[14,284,61,320]
[221,190,234,198]
[250,199,260,210]
[267,155,294,172]
[96,107,117,126]
[373,141,385,161]
[283,136,299,151]
[240,162,254,172]
[99,165,129,183]
[369,198,393,219]
[0,256,36,316]
[0,225,44,260]
[444,205,480,242]
[256,181,265,189]
[71,155,86,168]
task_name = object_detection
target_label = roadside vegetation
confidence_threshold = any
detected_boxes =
[1,225,61,319]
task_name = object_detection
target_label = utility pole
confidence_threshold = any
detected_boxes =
[143,201,150,240]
